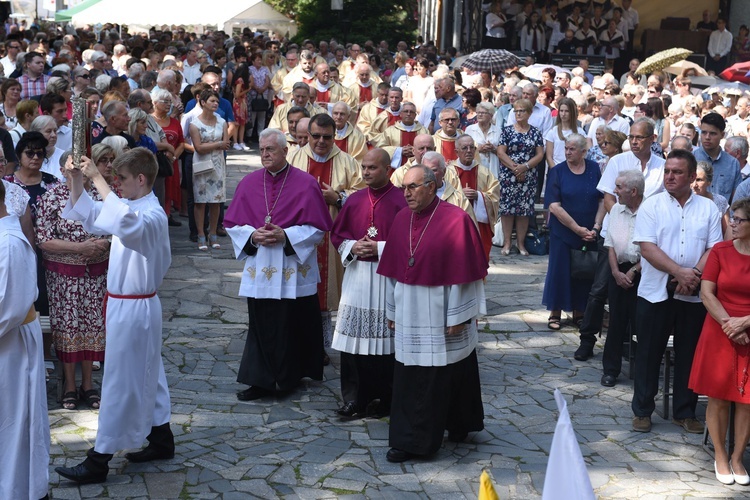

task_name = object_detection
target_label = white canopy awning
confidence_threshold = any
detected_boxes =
[70,0,296,36]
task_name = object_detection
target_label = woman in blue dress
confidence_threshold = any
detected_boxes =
[496,98,545,256]
[542,133,605,330]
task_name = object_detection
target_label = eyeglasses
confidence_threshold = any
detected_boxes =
[78,74,90,79]
[404,181,433,191]
[628,134,651,142]
[513,109,529,113]
[440,118,458,122]
[310,133,333,140]
[97,157,115,164]
[730,216,750,225]
[8,45,20,50]
[24,150,45,159]
[459,146,476,151]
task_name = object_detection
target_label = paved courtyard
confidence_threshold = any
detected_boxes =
[47,150,748,499]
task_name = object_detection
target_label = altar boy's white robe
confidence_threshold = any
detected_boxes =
[63,191,172,454]
[0,215,49,500]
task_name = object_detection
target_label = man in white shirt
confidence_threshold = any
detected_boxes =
[727,98,750,138]
[181,43,202,88]
[707,18,733,75]
[631,149,722,434]
[586,97,630,149]
[0,39,21,77]
[725,136,750,179]
[575,118,665,361]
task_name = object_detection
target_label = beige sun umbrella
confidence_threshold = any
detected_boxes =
[635,48,693,76]
[664,59,708,77]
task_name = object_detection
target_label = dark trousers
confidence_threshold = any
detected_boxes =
[602,263,639,377]
[142,422,175,453]
[83,448,113,474]
[707,55,729,76]
[578,236,610,345]
[340,351,395,410]
[631,297,706,419]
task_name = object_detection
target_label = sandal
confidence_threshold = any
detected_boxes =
[62,391,78,410]
[79,386,101,410]
[197,235,208,251]
[209,234,220,249]
[547,316,562,331]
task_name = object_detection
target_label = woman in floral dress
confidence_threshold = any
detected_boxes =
[36,144,116,410]
[496,98,545,256]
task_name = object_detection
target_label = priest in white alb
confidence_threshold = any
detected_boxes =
[367,87,404,141]
[371,102,429,169]
[433,107,463,162]
[377,165,487,463]
[332,101,367,162]
[356,82,390,138]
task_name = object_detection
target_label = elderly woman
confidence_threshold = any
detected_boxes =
[585,124,609,166]
[35,144,116,410]
[127,108,158,154]
[600,170,644,386]
[3,132,58,317]
[10,99,39,146]
[542,133,605,330]
[0,78,22,130]
[599,129,627,172]
[151,87,184,225]
[29,115,65,180]
[692,161,731,237]
[465,101,501,178]
[545,97,581,167]
[71,66,92,97]
[189,89,228,251]
[496,98,545,256]
[689,197,750,485]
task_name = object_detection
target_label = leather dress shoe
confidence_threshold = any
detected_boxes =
[448,431,468,442]
[600,374,617,387]
[337,401,362,418]
[168,217,182,227]
[125,446,175,463]
[673,417,704,434]
[237,386,273,401]
[55,463,107,484]
[386,448,414,463]
[216,226,228,237]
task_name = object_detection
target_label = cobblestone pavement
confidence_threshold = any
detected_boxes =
[47,149,748,499]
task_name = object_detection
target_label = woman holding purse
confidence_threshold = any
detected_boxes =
[189,89,228,251]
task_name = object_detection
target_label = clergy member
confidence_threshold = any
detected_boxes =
[281,49,316,100]
[377,165,487,463]
[348,63,377,111]
[390,133,437,187]
[357,82,390,138]
[268,82,325,133]
[56,148,174,484]
[331,148,407,419]
[333,101,367,162]
[368,87,404,141]
[313,62,356,109]
[284,105,309,146]
[0,180,50,500]
[452,135,500,259]
[422,151,476,221]
[433,107,463,162]
[287,114,365,345]
[371,101,429,168]
[225,128,332,401]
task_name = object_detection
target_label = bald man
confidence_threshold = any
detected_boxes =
[332,101,367,162]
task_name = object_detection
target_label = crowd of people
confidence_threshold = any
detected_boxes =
[4,3,750,495]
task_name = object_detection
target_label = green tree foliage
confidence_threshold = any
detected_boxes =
[266,0,418,45]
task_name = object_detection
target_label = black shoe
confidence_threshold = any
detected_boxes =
[386,448,414,463]
[601,374,617,387]
[322,352,330,366]
[574,344,594,361]
[237,386,273,401]
[448,431,468,442]
[55,463,107,484]
[189,233,198,243]
[168,217,182,227]
[337,401,362,418]
[125,446,175,463]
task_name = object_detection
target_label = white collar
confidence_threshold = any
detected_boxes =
[315,79,333,92]
[456,160,476,170]
[336,123,349,138]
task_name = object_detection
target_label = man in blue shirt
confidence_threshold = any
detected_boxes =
[694,113,742,202]
[429,77,463,134]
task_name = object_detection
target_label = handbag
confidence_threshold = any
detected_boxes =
[524,228,549,256]
[250,96,269,112]
[192,158,215,175]
[492,219,504,247]
[570,245,598,280]
[155,151,173,178]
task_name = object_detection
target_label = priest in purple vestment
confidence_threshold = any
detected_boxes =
[377,164,488,463]
[224,128,332,401]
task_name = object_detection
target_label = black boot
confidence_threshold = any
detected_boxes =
[55,448,112,484]
[574,336,596,361]
[125,423,175,462]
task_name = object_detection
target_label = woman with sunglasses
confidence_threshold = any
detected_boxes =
[0,78,22,130]
[35,144,117,411]
[3,131,58,317]
[689,196,750,485]
[71,66,91,97]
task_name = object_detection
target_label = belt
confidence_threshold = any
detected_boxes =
[22,305,37,325]
[103,291,157,322]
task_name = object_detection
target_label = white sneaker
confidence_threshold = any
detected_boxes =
[232,143,243,151]
[242,144,251,151]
